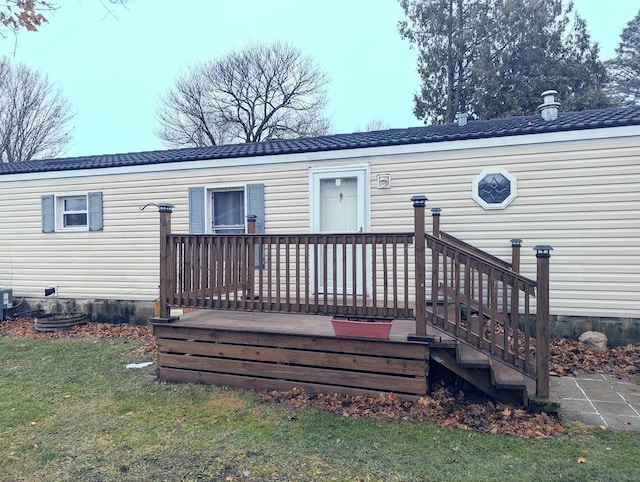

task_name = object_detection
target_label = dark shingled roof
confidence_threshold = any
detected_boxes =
[2,106,639,176]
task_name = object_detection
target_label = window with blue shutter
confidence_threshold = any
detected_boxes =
[189,184,265,235]
[41,192,103,232]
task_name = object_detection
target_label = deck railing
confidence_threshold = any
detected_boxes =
[164,231,415,319]
[154,197,551,398]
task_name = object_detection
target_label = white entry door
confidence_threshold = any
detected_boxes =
[310,166,369,294]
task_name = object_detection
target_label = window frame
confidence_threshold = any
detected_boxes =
[59,194,89,230]
[472,167,517,210]
[189,183,264,237]
[209,186,247,234]
[41,191,103,233]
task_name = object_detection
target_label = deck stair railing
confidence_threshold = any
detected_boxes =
[411,199,551,398]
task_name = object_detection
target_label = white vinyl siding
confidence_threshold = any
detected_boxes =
[0,132,637,321]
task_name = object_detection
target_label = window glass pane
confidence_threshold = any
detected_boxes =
[213,191,244,226]
[64,213,87,227]
[64,197,87,211]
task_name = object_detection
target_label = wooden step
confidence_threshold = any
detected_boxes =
[489,358,527,390]
[457,343,490,369]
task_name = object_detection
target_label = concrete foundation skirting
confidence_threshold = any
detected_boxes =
[550,315,640,347]
[7,298,640,343]
[13,297,155,326]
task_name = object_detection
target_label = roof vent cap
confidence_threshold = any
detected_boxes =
[455,112,468,127]
[538,90,560,121]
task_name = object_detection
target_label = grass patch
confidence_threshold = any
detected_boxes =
[1,335,639,481]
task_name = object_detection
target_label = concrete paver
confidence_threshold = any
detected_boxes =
[550,374,640,431]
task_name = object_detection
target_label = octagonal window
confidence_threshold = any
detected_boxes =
[472,168,517,210]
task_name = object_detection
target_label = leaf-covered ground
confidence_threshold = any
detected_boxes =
[2,316,639,438]
[0,316,157,356]
[549,337,640,380]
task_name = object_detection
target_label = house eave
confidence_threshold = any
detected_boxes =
[1,124,639,183]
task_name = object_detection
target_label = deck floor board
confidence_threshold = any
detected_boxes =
[158,309,448,343]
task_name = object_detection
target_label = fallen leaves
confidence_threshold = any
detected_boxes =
[0,316,156,356]
[259,386,565,438]
[550,338,640,381]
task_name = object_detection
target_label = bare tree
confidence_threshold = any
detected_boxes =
[0,57,74,162]
[364,119,392,131]
[156,42,331,147]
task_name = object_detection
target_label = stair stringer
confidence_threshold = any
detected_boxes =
[430,339,534,406]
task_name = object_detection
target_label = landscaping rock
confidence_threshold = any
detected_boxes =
[578,331,608,351]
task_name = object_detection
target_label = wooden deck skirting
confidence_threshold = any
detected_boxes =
[152,311,437,399]
[152,198,552,400]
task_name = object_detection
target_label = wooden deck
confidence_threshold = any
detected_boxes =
[150,204,551,403]
[152,310,453,399]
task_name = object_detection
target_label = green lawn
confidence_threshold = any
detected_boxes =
[1,336,638,481]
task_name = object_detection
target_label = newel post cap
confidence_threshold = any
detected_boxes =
[246,214,258,222]
[511,238,523,247]
[431,207,442,216]
[534,245,553,258]
[157,202,174,213]
[411,195,428,208]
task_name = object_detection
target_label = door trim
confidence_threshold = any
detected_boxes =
[308,165,370,295]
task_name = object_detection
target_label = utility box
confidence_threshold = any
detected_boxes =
[0,288,13,321]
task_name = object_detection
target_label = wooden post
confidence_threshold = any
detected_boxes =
[408,195,428,340]
[509,238,522,327]
[431,207,441,238]
[430,208,441,325]
[246,215,257,305]
[247,215,257,235]
[157,202,174,320]
[534,245,553,398]
[510,238,522,274]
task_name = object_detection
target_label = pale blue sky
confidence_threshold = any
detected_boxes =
[1,0,638,158]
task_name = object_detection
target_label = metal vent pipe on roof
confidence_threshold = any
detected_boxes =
[455,112,468,126]
[538,90,560,121]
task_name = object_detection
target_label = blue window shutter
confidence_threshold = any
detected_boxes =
[41,195,55,233]
[189,186,206,234]
[246,183,265,233]
[88,192,103,231]
[247,183,265,268]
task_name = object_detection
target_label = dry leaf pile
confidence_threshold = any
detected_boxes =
[260,387,564,438]
[550,338,640,380]
[0,316,156,356]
